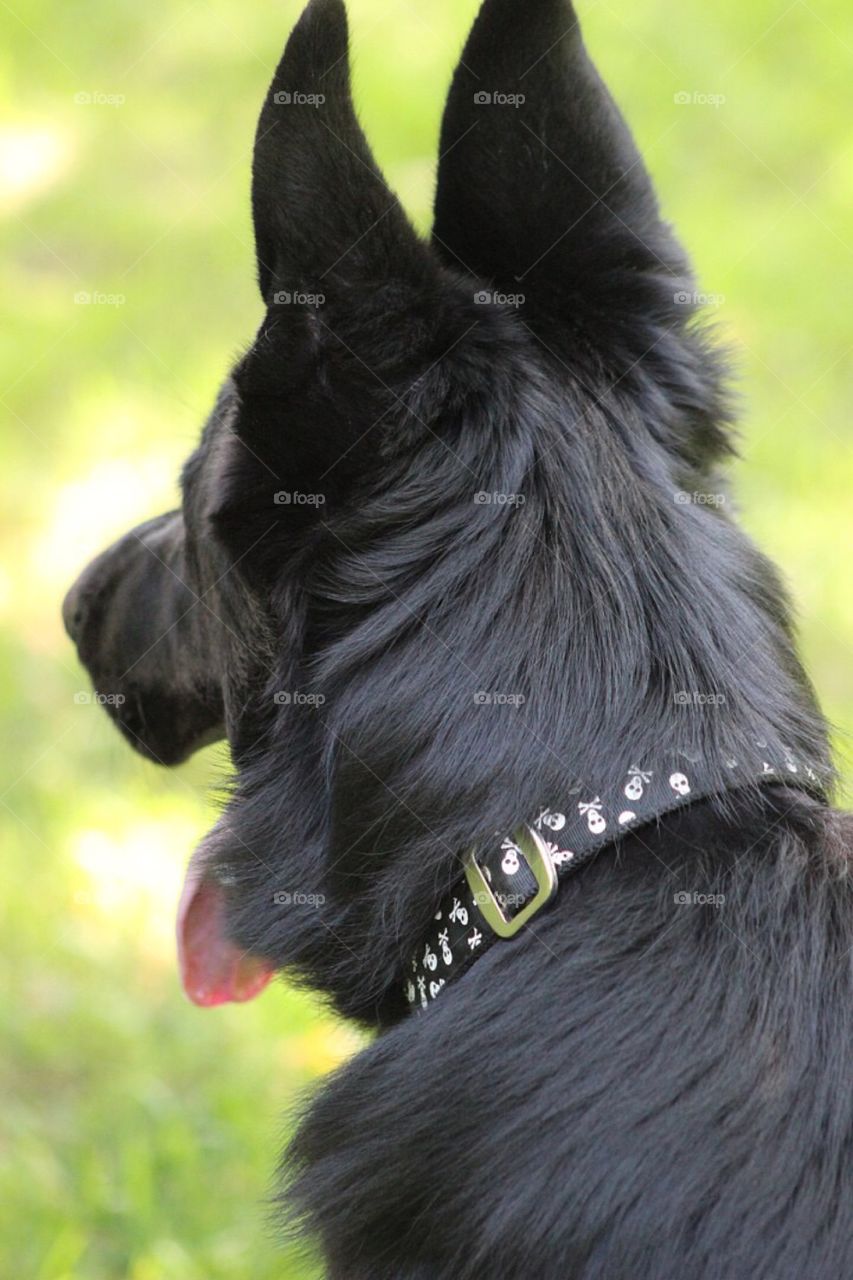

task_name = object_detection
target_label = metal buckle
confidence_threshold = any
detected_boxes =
[464,825,558,939]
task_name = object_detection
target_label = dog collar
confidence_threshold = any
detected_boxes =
[404,747,826,1012]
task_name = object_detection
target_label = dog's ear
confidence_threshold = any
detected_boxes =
[250,0,435,310]
[433,0,692,356]
[217,0,473,577]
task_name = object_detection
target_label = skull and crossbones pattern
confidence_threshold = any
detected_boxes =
[405,743,822,1010]
[578,797,607,834]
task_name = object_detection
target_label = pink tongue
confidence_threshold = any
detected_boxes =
[177,868,274,1007]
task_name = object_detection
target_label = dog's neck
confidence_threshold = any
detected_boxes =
[222,354,833,1026]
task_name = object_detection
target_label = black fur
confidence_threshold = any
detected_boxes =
[64,1,852,1275]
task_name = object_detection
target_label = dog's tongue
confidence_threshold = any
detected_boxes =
[177,863,274,1007]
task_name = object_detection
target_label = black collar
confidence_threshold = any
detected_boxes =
[404,746,826,1012]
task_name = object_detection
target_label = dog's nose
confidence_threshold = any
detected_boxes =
[62,577,88,644]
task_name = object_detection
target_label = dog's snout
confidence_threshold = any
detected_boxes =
[61,512,227,764]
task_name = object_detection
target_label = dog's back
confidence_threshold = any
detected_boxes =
[288,796,853,1279]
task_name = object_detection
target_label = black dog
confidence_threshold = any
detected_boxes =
[63,0,853,1275]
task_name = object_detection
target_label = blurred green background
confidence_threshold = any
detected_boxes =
[1,0,851,1276]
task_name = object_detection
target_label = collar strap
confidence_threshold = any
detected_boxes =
[404,749,826,1012]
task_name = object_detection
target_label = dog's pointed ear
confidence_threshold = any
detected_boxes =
[216,0,482,581]
[433,0,691,350]
[250,0,433,310]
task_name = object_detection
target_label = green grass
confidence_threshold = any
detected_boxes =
[1,1,851,1275]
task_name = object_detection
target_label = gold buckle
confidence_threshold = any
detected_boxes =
[464,825,557,939]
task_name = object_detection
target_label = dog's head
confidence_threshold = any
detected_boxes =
[64,0,823,1021]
